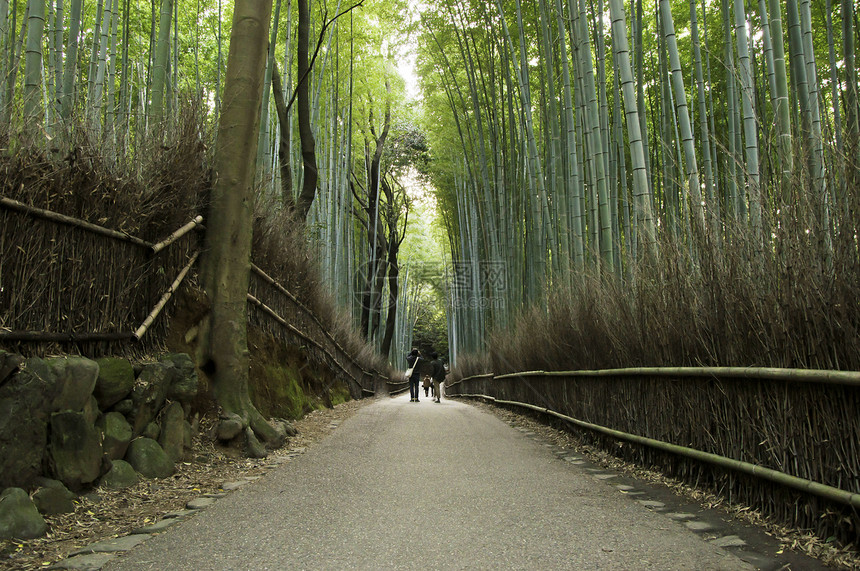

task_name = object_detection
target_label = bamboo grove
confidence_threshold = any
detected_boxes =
[0,0,434,364]
[3,0,858,371]
[417,0,860,371]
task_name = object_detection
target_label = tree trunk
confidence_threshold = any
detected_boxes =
[201,0,281,449]
[295,0,318,219]
[379,228,399,359]
[271,61,294,207]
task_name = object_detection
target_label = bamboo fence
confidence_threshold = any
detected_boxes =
[447,370,860,546]
[1,196,381,395]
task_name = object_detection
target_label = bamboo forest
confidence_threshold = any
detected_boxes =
[2,0,859,373]
[2,0,860,564]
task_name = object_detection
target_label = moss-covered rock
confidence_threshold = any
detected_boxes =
[94,357,135,409]
[158,402,190,463]
[0,358,55,489]
[100,412,133,460]
[0,488,47,539]
[48,357,99,412]
[32,479,76,515]
[125,438,174,479]
[100,460,140,490]
[49,411,103,490]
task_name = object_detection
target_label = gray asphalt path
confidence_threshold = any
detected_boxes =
[104,394,752,570]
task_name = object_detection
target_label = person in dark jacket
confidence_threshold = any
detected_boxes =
[406,349,422,402]
[430,352,446,403]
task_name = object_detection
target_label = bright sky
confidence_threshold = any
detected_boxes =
[396,1,425,102]
[397,53,421,101]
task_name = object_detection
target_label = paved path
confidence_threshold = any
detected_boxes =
[102,394,757,570]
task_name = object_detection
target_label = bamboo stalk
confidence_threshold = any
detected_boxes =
[456,392,860,510]
[133,251,198,340]
[1,195,151,248]
[150,215,204,254]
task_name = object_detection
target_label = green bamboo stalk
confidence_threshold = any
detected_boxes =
[555,0,585,269]
[661,0,705,233]
[733,0,762,237]
[843,0,859,186]
[825,0,842,152]
[0,0,8,118]
[90,0,113,135]
[256,0,281,186]
[23,0,45,137]
[574,0,614,271]
[608,0,655,259]
[691,0,714,231]
[721,0,740,222]
[765,0,793,184]
[149,0,174,126]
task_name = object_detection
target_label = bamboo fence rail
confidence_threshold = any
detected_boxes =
[1,197,201,356]
[1,198,381,396]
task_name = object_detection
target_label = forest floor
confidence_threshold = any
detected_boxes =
[2,397,857,570]
[1,399,367,570]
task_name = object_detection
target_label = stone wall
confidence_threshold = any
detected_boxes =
[0,351,200,539]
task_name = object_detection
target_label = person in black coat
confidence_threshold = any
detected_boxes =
[430,352,446,403]
[406,349,422,402]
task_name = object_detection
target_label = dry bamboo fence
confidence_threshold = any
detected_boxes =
[1,196,382,397]
[447,369,860,547]
[0,196,201,357]
[248,264,381,397]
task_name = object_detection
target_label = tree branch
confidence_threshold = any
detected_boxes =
[284,0,365,114]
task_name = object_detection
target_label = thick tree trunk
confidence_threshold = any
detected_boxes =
[295,0,318,219]
[271,62,294,208]
[379,236,398,360]
[201,0,281,449]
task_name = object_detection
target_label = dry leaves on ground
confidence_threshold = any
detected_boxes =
[0,399,367,570]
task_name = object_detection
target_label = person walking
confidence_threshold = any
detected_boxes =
[406,349,422,402]
[430,352,446,403]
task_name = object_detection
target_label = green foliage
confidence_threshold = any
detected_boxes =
[251,364,315,420]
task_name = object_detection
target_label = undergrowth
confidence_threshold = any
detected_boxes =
[457,185,860,377]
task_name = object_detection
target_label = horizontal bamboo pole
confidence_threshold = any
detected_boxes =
[134,252,199,340]
[486,366,860,387]
[0,330,136,342]
[457,393,860,510]
[1,195,152,248]
[151,215,204,254]
[246,294,364,391]
[250,263,370,373]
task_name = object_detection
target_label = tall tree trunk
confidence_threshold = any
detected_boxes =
[379,209,400,358]
[272,61,294,207]
[201,0,281,449]
[295,0,318,219]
